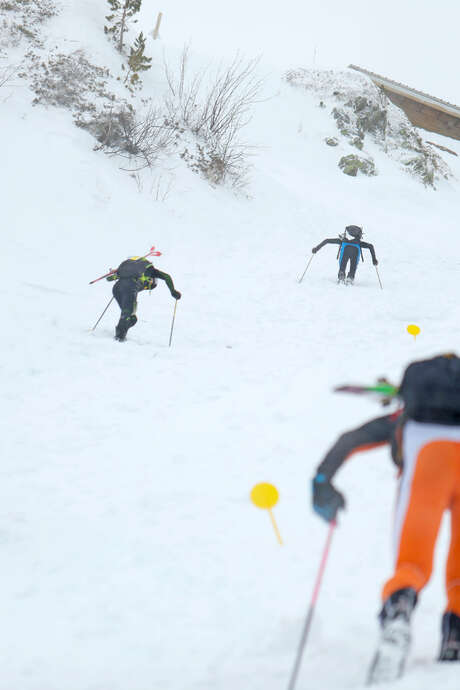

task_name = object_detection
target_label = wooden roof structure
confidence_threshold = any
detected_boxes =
[348,65,460,141]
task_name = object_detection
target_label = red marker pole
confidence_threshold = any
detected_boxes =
[287,520,337,690]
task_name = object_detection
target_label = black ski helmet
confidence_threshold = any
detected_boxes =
[345,225,363,240]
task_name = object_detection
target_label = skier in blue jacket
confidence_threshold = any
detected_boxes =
[312,225,378,284]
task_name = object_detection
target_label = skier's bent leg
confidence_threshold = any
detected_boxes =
[383,440,456,602]
[367,588,417,685]
[446,470,460,616]
[113,281,138,340]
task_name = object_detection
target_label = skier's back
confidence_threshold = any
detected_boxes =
[312,225,378,284]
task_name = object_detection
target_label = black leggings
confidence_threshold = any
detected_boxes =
[113,279,138,325]
[339,245,360,279]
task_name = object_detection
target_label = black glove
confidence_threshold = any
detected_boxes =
[312,473,345,523]
[373,259,378,266]
[312,247,318,254]
[172,290,181,300]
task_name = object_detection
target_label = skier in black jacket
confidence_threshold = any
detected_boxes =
[107,257,181,341]
[312,225,378,284]
[312,357,460,680]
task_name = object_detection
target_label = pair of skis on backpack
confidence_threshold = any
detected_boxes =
[335,380,398,407]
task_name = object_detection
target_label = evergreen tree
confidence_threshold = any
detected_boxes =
[123,32,152,89]
[104,0,142,53]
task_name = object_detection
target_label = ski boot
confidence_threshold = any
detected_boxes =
[115,321,128,342]
[439,611,460,661]
[115,315,137,342]
[367,588,417,685]
[345,274,354,286]
[337,270,346,285]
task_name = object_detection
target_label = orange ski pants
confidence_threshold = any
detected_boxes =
[382,421,460,615]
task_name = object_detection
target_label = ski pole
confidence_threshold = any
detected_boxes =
[298,255,315,284]
[375,265,383,290]
[168,300,178,347]
[286,520,337,690]
[91,297,114,331]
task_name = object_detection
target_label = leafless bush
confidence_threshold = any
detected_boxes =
[28,50,112,112]
[83,106,175,170]
[0,0,58,47]
[151,172,175,201]
[25,45,172,172]
[180,135,255,188]
[0,61,18,89]
[164,48,262,187]
[164,47,204,130]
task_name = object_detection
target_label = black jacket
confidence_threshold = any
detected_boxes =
[313,237,378,263]
[316,411,403,481]
[108,263,177,295]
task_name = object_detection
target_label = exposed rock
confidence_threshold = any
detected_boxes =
[285,67,452,189]
[339,154,376,177]
[332,107,351,136]
[325,137,339,146]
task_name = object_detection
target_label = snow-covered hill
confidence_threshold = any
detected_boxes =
[2,3,460,689]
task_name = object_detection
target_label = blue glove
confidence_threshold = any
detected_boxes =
[312,473,345,523]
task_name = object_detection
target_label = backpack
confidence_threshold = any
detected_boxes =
[117,258,152,280]
[399,354,460,424]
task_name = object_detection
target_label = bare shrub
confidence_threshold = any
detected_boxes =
[82,106,175,170]
[0,0,58,47]
[164,48,262,187]
[28,50,112,113]
[151,172,175,201]
[0,61,18,89]
[24,46,171,172]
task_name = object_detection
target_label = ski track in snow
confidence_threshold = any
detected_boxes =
[2,3,460,689]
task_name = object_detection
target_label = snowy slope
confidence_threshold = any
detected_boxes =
[2,3,460,690]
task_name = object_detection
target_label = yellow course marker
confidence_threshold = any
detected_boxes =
[407,324,421,341]
[250,482,283,545]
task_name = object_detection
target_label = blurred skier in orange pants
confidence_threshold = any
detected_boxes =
[312,354,460,683]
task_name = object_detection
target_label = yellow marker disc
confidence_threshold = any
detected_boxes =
[250,483,279,510]
[407,324,421,338]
